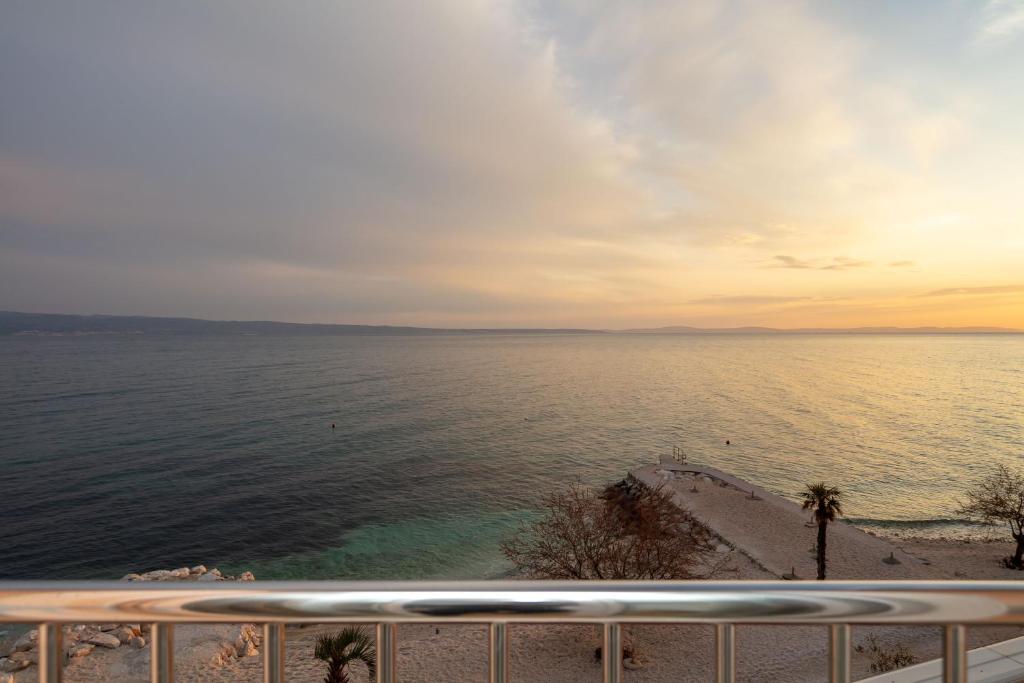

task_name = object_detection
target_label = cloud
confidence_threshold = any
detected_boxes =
[916,285,1024,298]
[820,257,872,271]
[976,0,1024,46]
[1,1,1021,328]
[0,1,663,322]
[769,255,815,269]
[767,255,871,271]
[0,0,896,324]
[889,261,916,268]
[537,0,982,256]
[686,295,812,306]
[539,1,866,250]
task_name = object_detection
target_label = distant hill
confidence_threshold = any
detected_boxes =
[0,311,603,336]
[622,325,1021,334]
[0,311,1018,336]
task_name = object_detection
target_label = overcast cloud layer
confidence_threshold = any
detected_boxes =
[2,1,1023,327]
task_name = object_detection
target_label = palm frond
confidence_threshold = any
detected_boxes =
[315,627,377,681]
[800,482,843,521]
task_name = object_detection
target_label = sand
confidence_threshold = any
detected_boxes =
[632,461,938,580]
[10,462,1024,682]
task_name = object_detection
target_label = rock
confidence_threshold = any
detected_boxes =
[237,571,255,582]
[233,624,260,657]
[196,639,238,668]
[7,651,34,666]
[141,624,151,634]
[210,568,222,577]
[190,565,208,575]
[84,632,121,649]
[127,624,142,636]
[97,623,119,632]
[130,637,146,649]
[141,570,173,581]
[113,626,136,644]
[623,657,644,670]
[169,567,191,579]
[1,672,15,683]
[236,640,258,657]
[68,644,94,658]
[0,658,30,673]
[121,573,142,581]
[12,630,37,652]
[158,624,263,669]
[197,572,222,582]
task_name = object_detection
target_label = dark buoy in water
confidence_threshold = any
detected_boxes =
[726,439,730,445]
[331,423,335,430]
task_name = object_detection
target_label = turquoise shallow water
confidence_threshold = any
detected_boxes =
[1,333,1021,579]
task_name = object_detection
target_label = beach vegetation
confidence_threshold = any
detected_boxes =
[958,464,1024,569]
[314,627,376,683]
[500,478,717,579]
[800,482,844,580]
[854,634,917,673]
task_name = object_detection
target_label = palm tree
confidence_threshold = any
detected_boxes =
[314,627,376,683]
[800,482,843,580]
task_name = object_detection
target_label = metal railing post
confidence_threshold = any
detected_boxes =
[715,624,735,683]
[150,623,174,683]
[263,623,285,683]
[37,623,62,683]
[376,623,396,683]
[943,625,966,683]
[829,624,851,683]
[488,622,509,683]
[603,623,622,683]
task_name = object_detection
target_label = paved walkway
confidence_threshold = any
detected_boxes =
[856,635,1024,683]
[631,458,937,580]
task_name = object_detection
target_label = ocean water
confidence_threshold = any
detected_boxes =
[1,333,1021,580]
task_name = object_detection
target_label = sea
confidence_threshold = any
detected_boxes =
[1,333,1022,580]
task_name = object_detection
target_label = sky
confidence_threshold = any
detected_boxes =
[1,1,1023,329]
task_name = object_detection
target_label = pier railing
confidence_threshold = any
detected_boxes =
[3,580,1023,683]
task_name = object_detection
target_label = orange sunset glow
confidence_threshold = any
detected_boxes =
[2,1,1022,329]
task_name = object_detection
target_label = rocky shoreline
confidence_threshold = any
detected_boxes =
[0,565,260,680]
[120,565,255,584]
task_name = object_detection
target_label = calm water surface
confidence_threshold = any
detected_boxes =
[1,334,1021,579]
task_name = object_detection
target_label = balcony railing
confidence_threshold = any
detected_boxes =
[4,580,1024,683]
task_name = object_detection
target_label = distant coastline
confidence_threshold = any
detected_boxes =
[0,311,603,337]
[0,310,1020,336]
[621,324,1022,335]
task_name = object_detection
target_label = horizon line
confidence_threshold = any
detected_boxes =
[2,310,1021,335]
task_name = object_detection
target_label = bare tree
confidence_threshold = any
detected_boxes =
[501,478,717,580]
[958,464,1024,569]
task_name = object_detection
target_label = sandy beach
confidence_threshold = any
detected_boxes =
[9,461,1024,683]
